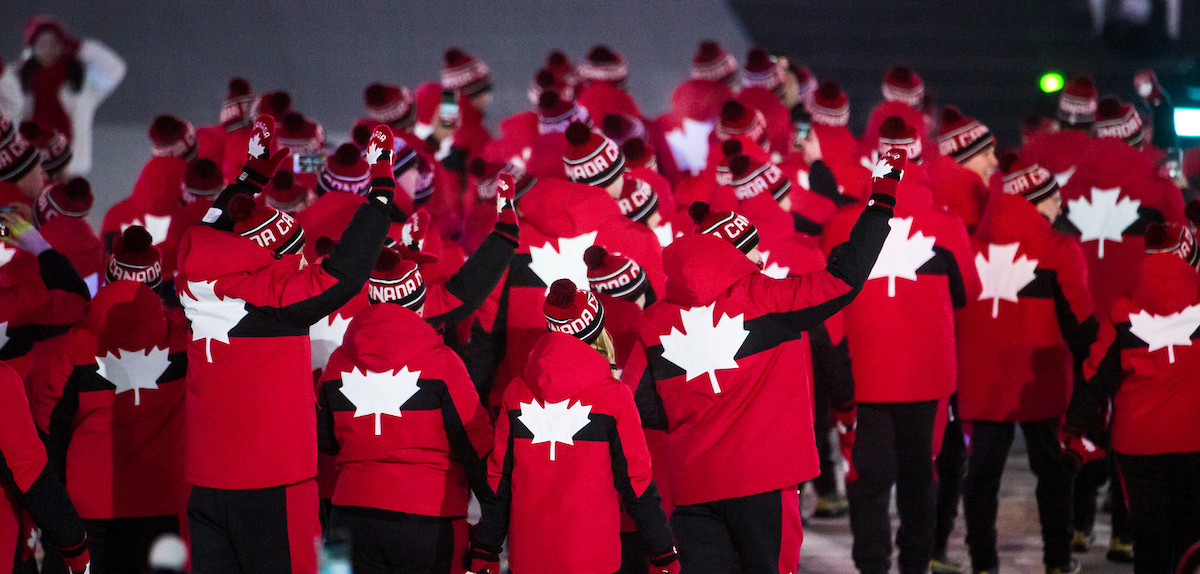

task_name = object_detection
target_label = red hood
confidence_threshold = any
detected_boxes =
[893,163,935,213]
[859,101,936,160]
[736,192,794,245]
[1131,254,1200,316]
[85,280,168,352]
[974,190,1053,249]
[177,225,304,283]
[671,79,735,122]
[523,332,614,403]
[1076,137,1157,182]
[128,156,187,214]
[663,233,759,307]
[519,178,624,238]
[341,303,441,373]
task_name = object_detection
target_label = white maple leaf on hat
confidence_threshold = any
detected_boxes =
[653,221,679,248]
[0,321,8,350]
[0,242,16,268]
[339,365,422,435]
[529,231,598,294]
[975,243,1039,319]
[120,214,172,246]
[759,250,791,279]
[660,303,749,394]
[518,398,593,461]
[665,118,713,175]
[247,134,266,159]
[310,313,352,371]
[181,279,248,363]
[96,346,170,406]
[1128,303,1200,363]
[868,217,936,297]
[1067,187,1140,259]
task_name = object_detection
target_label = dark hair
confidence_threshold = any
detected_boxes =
[20,56,84,93]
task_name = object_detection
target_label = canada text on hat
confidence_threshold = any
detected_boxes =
[0,115,40,183]
[717,100,768,147]
[1144,222,1199,267]
[584,246,648,301]
[544,279,606,344]
[882,66,924,108]
[364,83,416,128]
[369,248,427,309]
[563,122,625,187]
[442,48,492,97]
[1002,161,1059,204]
[936,107,994,164]
[318,144,370,195]
[38,177,93,222]
[1057,76,1098,125]
[689,201,760,254]
[616,177,659,223]
[729,155,790,202]
[579,45,628,85]
[538,91,591,135]
[228,194,306,256]
[691,40,738,83]
[877,116,922,163]
[148,115,198,159]
[1093,98,1143,147]
[108,226,163,288]
[811,81,849,127]
[741,47,785,95]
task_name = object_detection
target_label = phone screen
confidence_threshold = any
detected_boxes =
[439,89,460,127]
[293,153,326,174]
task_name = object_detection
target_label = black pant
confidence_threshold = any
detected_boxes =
[188,480,318,574]
[671,487,801,574]
[1116,451,1200,574]
[1072,415,1133,541]
[328,505,458,574]
[84,515,179,574]
[846,400,938,574]
[933,394,965,557]
[618,531,647,574]
[962,419,1072,570]
[811,368,838,497]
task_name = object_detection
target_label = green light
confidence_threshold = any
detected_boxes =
[1040,72,1065,93]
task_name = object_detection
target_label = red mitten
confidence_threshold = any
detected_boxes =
[1060,426,1106,472]
[366,125,397,208]
[494,172,519,245]
[238,115,290,192]
[61,537,90,574]
[833,404,859,483]
[1134,69,1165,106]
[867,148,906,206]
[648,549,681,574]
[466,545,500,574]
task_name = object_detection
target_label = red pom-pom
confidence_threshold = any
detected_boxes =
[227,194,256,222]
[535,69,558,89]
[1185,200,1200,226]
[282,112,305,133]
[228,78,251,98]
[332,143,361,166]
[538,90,561,111]
[583,245,608,269]
[940,106,965,126]
[1097,98,1122,118]
[1143,223,1168,249]
[565,122,592,146]
[188,158,221,181]
[18,121,40,141]
[697,40,721,60]
[351,124,371,148]
[622,138,646,158]
[816,81,841,100]
[587,45,619,63]
[689,201,711,224]
[729,155,751,177]
[151,115,182,137]
[444,48,466,65]
[746,47,771,69]
[547,50,569,67]
[364,83,388,106]
[888,65,914,83]
[271,169,294,189]
[314,236,335,257]
[374,247,402,271]
[601,114,627,136]
[721,139,743,158]
[997,152,1019,174]
[546,279,579,308]
[122,225,153,252]
[65,177,90,199]
[879,116,908,138]
[269,92,291,113]
[1073,75,1095,90]
[721,100,746,123]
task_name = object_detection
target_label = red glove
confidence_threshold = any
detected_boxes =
[1134,69,1165,106]
[238,115,290,192]
[648,549,681,574]
[868,148,906,204]
[61,537,90,574]
[494,172,519,245]
[466,545,500,574]
[833,404,859,483]
[365,125,397,208]
[1060,426,1106,472]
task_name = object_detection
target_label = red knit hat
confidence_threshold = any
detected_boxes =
[882,65,924,108]
[715,139,744,186]
[221,78,255,130]
[691,40,738,84]
[1145,222,1199,267]
[368,247,427,308]
[689,201,760,253]
[741,47,785,97]
[182,158,224,203]
[616,176,660,224]
[1002,159,1060,204]
[227,194,306,256]
[148,115,198,159]
[544,278,606,344]
[545,50,578,86]
[318,143,370,195]
[621,138,657,171]
[256,91,293,120]
[584,246,649,302]
[877,116,923,164]
[18,121,71,174]
[717,100,768,148]
[579,45,629,86]
[406,154,436,205]
[1094,98,1144,147]
[528,67,574,107]
[37,177,92,222]
[277,112,325,155]
[442,48,492,97]
[728,154,791,203]
[936,106,994,164]
[0,116,39,184]
[538,91,591,135]
[600,113,645,145]
[1021,113,1060,142]
[264,170,309,212]
[107,226,163,288]
[793,65,819,107]
[364,83,416,129]
[1058,75,1098,126]
[810,81,849,127]
[23,15,79,52]
[563,121,625,188]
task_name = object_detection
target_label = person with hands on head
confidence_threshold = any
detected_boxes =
[176,116,394,574]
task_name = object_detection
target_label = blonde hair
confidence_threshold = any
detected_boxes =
[590,329,618,376]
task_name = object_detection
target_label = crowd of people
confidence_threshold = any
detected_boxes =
[1,14,1199,574]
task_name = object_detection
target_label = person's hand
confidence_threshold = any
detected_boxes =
[868,148,906,207]
[494,173,519,245]
[61,538,90,574]
[466,545,500,574]
[648,549,681,574]
[1134,69,1165,106]
[239,115,290,192]
[366,126,397,208]
[1059,426,1105,472]
[0,212,51,255]
[832,404,859,483]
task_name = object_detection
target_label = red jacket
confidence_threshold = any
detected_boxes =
[823,165,981,403]
[482,110,538,167]
[925,154,987,232]
[577,81,643,122]
[811,123,860,184]
[176,200,389,489]
[626,196,892,506]
[737,87,792,155]
[317,303,492,517]
[956,192,1095,422]
[33,281,188,518]
[476,332,672,574]
[0,250,89,377]
[38,216,104,294]
[1019,129,1092,184]
[100,156,187,246]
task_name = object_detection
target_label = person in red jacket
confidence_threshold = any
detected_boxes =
[176,117,395,574]
[471,279,678,574]
[576,45,643,122]
[822,118,980,574]
[35,177,103,295]
[1063,221,1200,574]
[737,47,792,154]
[957,162,1097,574]
[316,247,494,574]
[1019,75,1097,184]
[625,150,904,573]
[100,114,197,248]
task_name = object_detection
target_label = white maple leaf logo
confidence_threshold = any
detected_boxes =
[653,221,679,248]
[1055,166,1077,188]
[310,313,352,371]
[665,118,713,175]
[120,214,172,245]
[870,158,894,180]
[247,134,266,159]
[1067,187,1141,259]
[1128,303,1200,363]
[366,143,383,165]
[518,398,593,461]
[659,303,749,394]
[181,280,248,362]
[339,365,422,435]
[96,346,171,406]
[868,217,936,297]
[0,242,16,267]
[529,231,598,294]
[759,250,791,279]
[0,321,8,350]
[975,243,1039,319]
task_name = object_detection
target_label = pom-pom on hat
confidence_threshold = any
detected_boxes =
[538,91,591,135]
[318,143,370,195]
[221,78,255,130]
[107,225,163,288]
[936,106,995,164]
[691,40,738,84]
[741,47,785,97]
[578,45,629,86]
[265,170,307,212]
[717,100,768,147]
[148,115,198,159]
[277,112,325,155]
[621,138,656,171]
[368,247,427,309]
[442,48,492,97]
[183,158,224,202]
[227,194,306,257]
[563,121,625,188]
[1001,159,1060,205]
[364,83,416,130]
[728,154,791,203]
[1058,75,1098,126]
[19,121,71,174]
[811,81,849,127]
[528,67,574,107]
[1144,222,1199,267]
[689,201,760,254]
[882,65,924,108]
[600,113,645,146]
[584,246,648,301]
[256,91,293,120]
[544,278,606,344]
[545,50,578,85]
[1094,98,1144,147]
[877,116,923,164]
[37,176,93,222]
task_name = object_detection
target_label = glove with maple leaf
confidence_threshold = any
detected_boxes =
[365,125,397,211]
[466,544,500,574]
[238,114,290,193]
[494,172,520,246]
[60,536,90,574]
[1059,424,1105,473]
[867,148,906,208]
[832,403,859,483]
[648,549,681,574]
[1134,69,1166,107]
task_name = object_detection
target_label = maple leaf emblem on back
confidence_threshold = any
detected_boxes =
[1128,303,1200,363]
[181,280,248,362]
[247,134,266,159]
[120,214,172,245]
[0,242,15,268]
[339,366,422,435]
[653,221,678,248]
[96,346,171,406]
[518,398,593,461]
[868,217,936,297]
[529,231,598,294]
[759,250,791,279]
[664,118,713,175]
[310,313,352,371]
[1066,187,1141,259]
[975,243,1039,318]
[660,303,749,394]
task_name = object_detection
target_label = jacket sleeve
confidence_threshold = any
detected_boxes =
[1053,239,1099,365]
[809,323,854,409]
[315,377,339,457]
[32,335,83,478]
[0,251,88,360]
[1065,315,1122,433]
[426,231,515,331]
[438,352,496,502]
[609,383,675,560]
[472,385,516,555]
[940,216,980,309]
[626,340,669,431]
